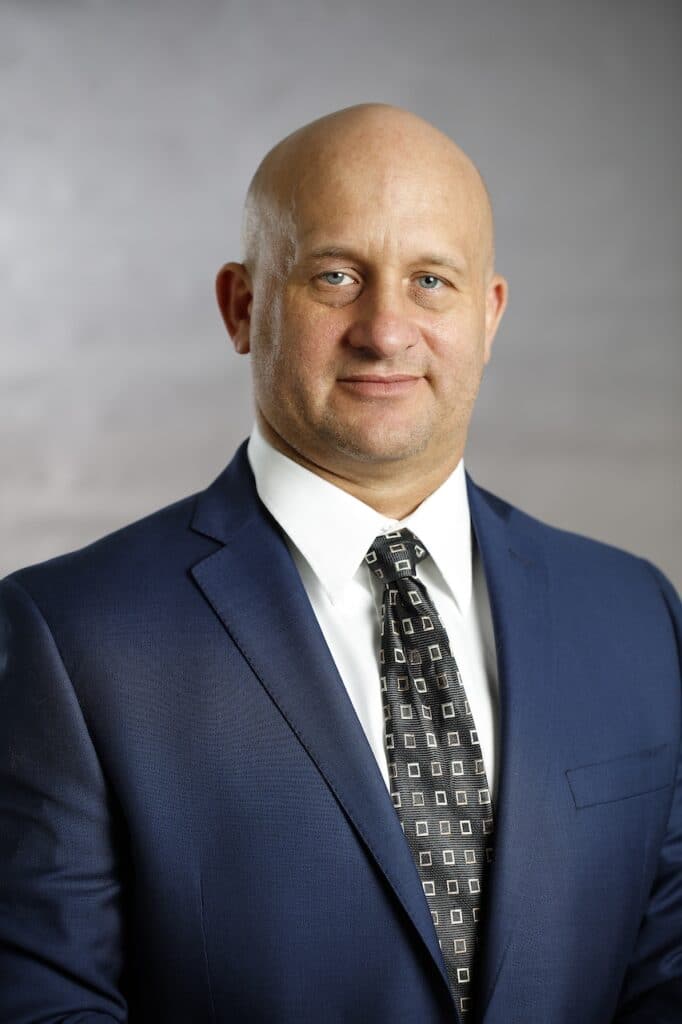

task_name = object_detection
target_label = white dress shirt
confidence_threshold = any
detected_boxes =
[247,423,500,803]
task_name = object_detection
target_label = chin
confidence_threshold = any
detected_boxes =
[325,424,432,463]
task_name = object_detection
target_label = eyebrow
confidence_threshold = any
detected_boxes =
[303,246,467,274]
[304,246,361,262]
[413,252,467,274]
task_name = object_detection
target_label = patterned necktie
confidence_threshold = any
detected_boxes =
[365,528,494,1018]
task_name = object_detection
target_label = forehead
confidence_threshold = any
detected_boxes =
[289,154,482,262]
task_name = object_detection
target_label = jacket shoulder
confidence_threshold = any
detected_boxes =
[472,479,680,607]
[2,489,215,625]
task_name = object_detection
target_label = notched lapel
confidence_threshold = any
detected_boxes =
[467,476,559,1020]
[189,446,456,1008]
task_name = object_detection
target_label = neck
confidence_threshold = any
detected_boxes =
[256,414,463,520]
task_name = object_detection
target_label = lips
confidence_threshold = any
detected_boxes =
[339,375,419,383]
[337,374,421,397]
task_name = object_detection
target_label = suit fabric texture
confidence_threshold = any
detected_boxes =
[0,441,680,1023]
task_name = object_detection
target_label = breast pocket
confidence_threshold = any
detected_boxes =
[566,743,672,809]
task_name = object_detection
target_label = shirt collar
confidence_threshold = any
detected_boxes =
[247,421,472,614]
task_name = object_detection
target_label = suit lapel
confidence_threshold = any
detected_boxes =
[189,444,456,1009]
[189,445,557,1023]
[466,475,559,1020]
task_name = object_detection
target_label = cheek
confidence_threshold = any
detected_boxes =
[279,307,342,377]
[428,322,487,394]
[252,321,334,413]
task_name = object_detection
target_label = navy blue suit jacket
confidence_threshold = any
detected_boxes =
[1,443,680,1022]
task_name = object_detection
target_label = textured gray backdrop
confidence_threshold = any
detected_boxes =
[2,0,681,585]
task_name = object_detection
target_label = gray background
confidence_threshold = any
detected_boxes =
[2,0,680,585]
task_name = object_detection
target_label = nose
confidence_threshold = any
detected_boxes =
[346,282,420,358]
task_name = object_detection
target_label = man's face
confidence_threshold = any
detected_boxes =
[237,143,506,478]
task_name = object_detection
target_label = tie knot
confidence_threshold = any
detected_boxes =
[364,529,428,583]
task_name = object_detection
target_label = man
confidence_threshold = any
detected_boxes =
[0,103,680,1023]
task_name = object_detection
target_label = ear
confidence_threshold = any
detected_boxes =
[482,273,508,365]
[215,262,253,354]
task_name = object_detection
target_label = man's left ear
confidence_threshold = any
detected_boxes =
[483,273,508,364]
[215,262,253,355]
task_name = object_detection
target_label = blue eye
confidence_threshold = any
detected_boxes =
[417,274,443,290]
[320,271,353,286]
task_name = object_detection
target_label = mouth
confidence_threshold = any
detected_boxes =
[337,374,422,397]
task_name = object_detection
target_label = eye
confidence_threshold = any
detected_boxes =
[319,271,355,286]
[416,274,444,290]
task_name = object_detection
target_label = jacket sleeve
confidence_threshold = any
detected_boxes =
[0,577,128,1022]
[612,562,682,1022]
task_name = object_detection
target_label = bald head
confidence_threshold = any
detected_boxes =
[241,103,496,282]
[216,101,508,508]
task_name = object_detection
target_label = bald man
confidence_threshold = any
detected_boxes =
[0,105,680,1024]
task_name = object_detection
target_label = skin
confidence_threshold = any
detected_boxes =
[216,103,508,519]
